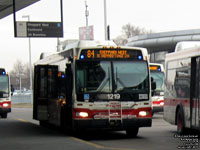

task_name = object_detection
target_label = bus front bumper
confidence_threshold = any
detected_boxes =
[73,118,152,130]
[0,108,11,113]
[152,106,163,113]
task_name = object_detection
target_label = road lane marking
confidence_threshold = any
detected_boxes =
[12,118,137,150]
[14,118,30,123]
[71,136,137,150]
[71,137,104,149]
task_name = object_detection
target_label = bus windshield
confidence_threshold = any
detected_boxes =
[76,61,112,93]
[0,75,9,98]
[150,71,164,92]
[114,61,148,92]
[76,60,149,101]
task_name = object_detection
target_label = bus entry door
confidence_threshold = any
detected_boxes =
[33,65,58,121]
[197,57,200,128]
[191,57,200,128]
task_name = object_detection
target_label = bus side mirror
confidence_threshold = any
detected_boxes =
[151,82,156,96]
[11,85,15,96]
[151,77,156,90]
[68,56,73,62]
[11,85,14,92]
[151,77,156,96]
[151,82,156,91]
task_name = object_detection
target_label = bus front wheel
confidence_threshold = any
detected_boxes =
[126,128,139,137]
[1,113,7,118]
[177,109,185,134]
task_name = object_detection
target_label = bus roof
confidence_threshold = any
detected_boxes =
[63,40,117,50]
[35,40,149,66]
[175,41,200,52]
[166,43,200,61]
[149,63,164,67]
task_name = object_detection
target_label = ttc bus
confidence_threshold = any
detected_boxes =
[164,42,200,134]
[0,68,11,118]
[33,40,154,137]
[150,63,164,114]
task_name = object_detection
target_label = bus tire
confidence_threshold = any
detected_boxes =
[1,113,7,118]
[39,121,49,127]
[126,128,139,137]
[176,109,185,134]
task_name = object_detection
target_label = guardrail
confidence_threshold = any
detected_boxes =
[11,95,32,104]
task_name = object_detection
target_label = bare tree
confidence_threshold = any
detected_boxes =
[10,60,31,90]
[113,23,153,45]
[113,35,128,46]
[23,63,31,90]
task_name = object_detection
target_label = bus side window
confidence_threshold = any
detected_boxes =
[66,64,73,103]
[40,68,48,98]
[47,68,57,98]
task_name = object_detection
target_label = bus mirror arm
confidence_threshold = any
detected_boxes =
[68,56,73,62]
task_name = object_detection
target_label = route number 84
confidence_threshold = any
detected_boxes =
[107,94,120,100]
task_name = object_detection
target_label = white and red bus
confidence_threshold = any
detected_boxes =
[33,40,154,137]
[164,42,200,134]
[0,68,11,118]
[150,63,164,114]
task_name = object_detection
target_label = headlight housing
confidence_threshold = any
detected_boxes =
[76,112,88,118]
[3,103,9,108]
[139,111,149,117]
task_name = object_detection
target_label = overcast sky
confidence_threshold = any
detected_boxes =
[1,0,200,71]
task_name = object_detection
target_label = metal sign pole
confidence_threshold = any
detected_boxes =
[60,0,63,37]
[13,0,17,37]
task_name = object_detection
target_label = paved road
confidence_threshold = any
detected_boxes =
[0,107,199,150]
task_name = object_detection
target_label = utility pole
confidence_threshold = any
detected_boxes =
[22,15,33,103]
[104,0,107,40]
[85,1,89,40]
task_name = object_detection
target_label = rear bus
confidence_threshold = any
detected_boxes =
[0,68,11,118]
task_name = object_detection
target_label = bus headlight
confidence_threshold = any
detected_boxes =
[160,102,164,106]
[3,103,9,108]
[76,112,88,118]
[139,111,148,117]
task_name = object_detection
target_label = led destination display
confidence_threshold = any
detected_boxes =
[80,49,143,60]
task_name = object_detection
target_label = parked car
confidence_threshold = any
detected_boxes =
[23,90,32,95]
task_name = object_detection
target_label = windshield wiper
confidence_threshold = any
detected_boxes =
[115,67,126,91]
[96,68,111,92]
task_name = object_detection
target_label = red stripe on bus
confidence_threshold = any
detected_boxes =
[152,100,164,105]
[165,98,200,108]
[164,98,191,107]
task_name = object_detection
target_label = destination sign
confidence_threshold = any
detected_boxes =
[80,49,143,60]
[16,21,63,37]
[150,65,161,71]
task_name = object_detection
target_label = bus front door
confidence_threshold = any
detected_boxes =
[191,57,200,129]
[33,65,58,123]
[197,57,200,129]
